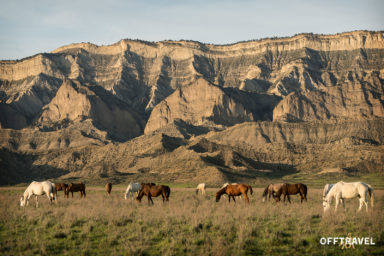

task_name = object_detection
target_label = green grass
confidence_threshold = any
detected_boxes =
[0,187,383,255]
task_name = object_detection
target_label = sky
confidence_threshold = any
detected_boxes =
[0,0,383,60]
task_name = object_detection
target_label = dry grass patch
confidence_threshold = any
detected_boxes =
[0,187,383,255]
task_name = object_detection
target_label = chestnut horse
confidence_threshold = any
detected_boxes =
[55,183,68,196]
[65,183,86,198]
[275,183,308,203]
[216,184,253,203]
[105,183,112,196]
[136,184,170,204]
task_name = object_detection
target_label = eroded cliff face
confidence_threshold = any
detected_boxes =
[1,31,383,132]
[1,31,384,184]
[37,79,144,141]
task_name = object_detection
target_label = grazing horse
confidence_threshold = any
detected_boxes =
[262,183,285,202]
[196,183,206,195]
[323,182,374,207]
[20,181,56,207]
[216,184,253,203]
[274,183,308,203]
[124,182,142,199]
[105,183,112,196]
[323,181,373,212]
[221,183,239,198]
[65,183,86,198]
[55,183,68,196]
[136,184,170,204]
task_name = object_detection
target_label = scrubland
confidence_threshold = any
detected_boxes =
[0,187,383,256]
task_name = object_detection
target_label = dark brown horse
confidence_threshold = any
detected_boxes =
[216,184,253,203]
[136,184,170,204]
[105,183,112,196]
[141,183,156,187]
[65,183,86,198]
[275,183,308,203]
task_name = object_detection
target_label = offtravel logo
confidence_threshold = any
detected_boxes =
[320,233,375,249]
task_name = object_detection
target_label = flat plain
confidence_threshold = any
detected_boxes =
[0,186,383,256]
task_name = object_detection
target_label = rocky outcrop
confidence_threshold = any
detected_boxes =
[145,78,274,134]
[37,79,144,141]
[273,71,384,121]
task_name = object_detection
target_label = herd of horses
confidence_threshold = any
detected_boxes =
[19,180,375,212]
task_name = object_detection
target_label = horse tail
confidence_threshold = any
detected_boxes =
[367,185,374,207]
[50,182,57,203]
[248,185,253,195]
[167,186,171,198]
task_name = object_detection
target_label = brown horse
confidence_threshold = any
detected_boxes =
[275,183,308,203]
[136,184,170,204]
[262,183,285,202]
[216,184,253,203]
[141,183,156,187]
[105,183,112,196]
[65,183,86,198]
[55,183,68,194]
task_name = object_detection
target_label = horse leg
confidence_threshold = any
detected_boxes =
[341,199,346,211]
[26,194,31,206]
[244,193,249,203]
[150,195,154,205]
[335,196,340,211]
[285,194,291,203]
[35,196,39,208]
[364,199,368,212]
[357,198,363,212]
[148,195,153,205]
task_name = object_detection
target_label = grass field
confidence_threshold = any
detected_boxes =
[0,186,383,256]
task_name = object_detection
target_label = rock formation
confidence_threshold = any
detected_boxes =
[0,31,383,184]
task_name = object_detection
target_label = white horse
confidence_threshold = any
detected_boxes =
[124,182,141,199]
[20,181,57,207]
[323,181,374,212]
[195,183,206,195]
[323,182,374,206]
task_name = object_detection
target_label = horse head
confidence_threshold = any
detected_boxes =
[322,198,331,212]
[20,196,25,207]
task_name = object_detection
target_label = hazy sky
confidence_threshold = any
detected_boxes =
[1,0,383,60]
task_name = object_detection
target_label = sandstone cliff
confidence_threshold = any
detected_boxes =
[1,31,383,133]
[144,78,281,134]
[1,31,384,184]
[36,79,144,141]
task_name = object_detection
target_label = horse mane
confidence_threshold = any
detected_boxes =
[216,186,227,196]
